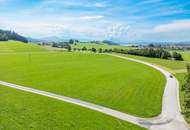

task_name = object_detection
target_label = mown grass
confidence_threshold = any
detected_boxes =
[118,51,190,123]
[71,42,135,50]
[0,85,146,130]
[0,41,47,52]
[0,51,165,117]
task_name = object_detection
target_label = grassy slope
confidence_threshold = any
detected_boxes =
[71,43,135,50]
[0,52,165,117]
[0,41,47,52]
[0,85,146,130]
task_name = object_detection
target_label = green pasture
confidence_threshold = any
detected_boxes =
[0,41,47,52]
[71,42,135,50]
[117,54,187,74]
[0,50,165,117]
[0,85,146,130]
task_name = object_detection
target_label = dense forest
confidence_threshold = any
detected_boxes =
[0,29,28,43]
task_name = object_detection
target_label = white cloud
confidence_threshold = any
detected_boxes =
[80,15,104,20]
[106,23,130,39]
[94,2,105,8]
[154,20,190,32]
[41,0,106,8]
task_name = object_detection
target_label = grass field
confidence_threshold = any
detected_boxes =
[0,41,47,52]
[71,42,135,50]
[117,53,187,74]
[0,85,146,130]
[116,52,190,122]
[0,43,166,117]
[178,51,190,62]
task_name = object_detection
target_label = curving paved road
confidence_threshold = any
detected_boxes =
[108,54,189,130]
[0,53,189,130]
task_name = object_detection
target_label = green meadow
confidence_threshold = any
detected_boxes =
[71,42,135,50]
[0,41,165,117]
[0,85,146,130]
[178,51,190,62]
[117,53,187,74]
[0,41,47,52]
[116,50,190,122]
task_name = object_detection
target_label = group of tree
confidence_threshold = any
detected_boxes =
[172,52,183,60]
[102,40,119,45]
[182,64,190,118]
[52,42,71,51]
[73,46,113,53]
[112,48,183,60]
[69,39,79,44]
[51,43,183,61]
[0,29,28,43]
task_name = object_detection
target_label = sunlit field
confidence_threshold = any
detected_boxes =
[0,41,165,117]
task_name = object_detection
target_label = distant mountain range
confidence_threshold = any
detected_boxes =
[0,28,189,45]
[27,35,190,45]
[27,36,70,43]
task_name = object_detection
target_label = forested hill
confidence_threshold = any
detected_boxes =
[0,29,28,43]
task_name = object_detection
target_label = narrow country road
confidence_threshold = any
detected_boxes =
[108,54,189,130]
[0,53,189,130]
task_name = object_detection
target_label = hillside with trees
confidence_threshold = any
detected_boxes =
[0,29,28,43]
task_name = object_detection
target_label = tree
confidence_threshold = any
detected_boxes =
[52,43,58,47]
[67,44,72,51]
[0,29,28,42]
[148,44,154,48]
[0,33,8,41]
[161,51,171,59]
[91,48,96,53]
[69,39,74,44]
[98,48,103,53]
[75,40,79,43]
[73,48,77,51]
[172,52,183,61]
[82,46,87,51]
[182,64,190,118]
[104,49,108,53]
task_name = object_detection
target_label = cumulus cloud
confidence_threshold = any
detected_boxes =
[154,20,190,32]
[106,23,130,39]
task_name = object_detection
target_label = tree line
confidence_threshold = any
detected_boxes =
[182,64,190,118]
[52,42,72,51]
[0,29,28,43]
[51,43,183,61]
[112,48,183,60]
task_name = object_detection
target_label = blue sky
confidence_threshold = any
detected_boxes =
[0,0,190,42]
